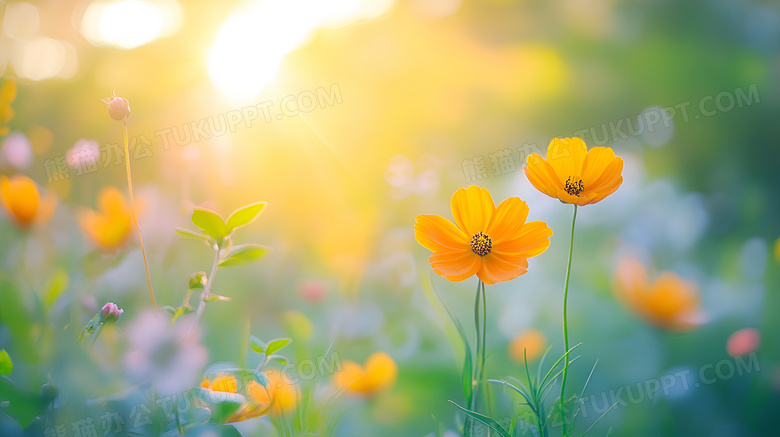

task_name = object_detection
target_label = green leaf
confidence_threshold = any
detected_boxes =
[204,295,231,302]
[267,354,289,365]
[171,306,193,323]
[78,314,100,342]
[449,401,512,437]
[226,202,267,232]
[0,350,12,375]
[265,338,292,356]
[191,208,228,242]
[205,392,244,424]
[43,268,68,307]
[218,244,271,267]
[249,335,266,354]
[175,226,210,241]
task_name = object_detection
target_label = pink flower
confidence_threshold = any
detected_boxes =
[101,91,131,121]
[299,279,327,303]
[100,302,124,324]
[726,328,761,357]
[66,138,100,170]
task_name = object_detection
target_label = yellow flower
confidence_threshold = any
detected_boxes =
[265,369,300,416]
[200,373,272,423]
[509,329,546,363]
[613,257,703,332]
[78,187,136,252]
[414,186,552,285]
[524,137,623,205]
[334,351,397,397]
[0,79,17,136]
[0,175,57,228]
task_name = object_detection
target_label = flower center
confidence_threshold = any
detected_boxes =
[470,232,493,256]
[565,177,584,196]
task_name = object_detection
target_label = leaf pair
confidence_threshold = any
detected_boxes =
[185,202,267,244]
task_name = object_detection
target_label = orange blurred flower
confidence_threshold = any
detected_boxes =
[509,329,547,363]
[614,257,703,331]
[0,79,17,136]
[200,373,272,423]
[78,187,137,251]
[414,186,552,285]
[334,351,397,397]
[0,175,57,228]
[524,137,623,206]
[265,370,300,416]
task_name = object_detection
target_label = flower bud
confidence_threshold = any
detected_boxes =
[101,91,130,121]
[100,302,124,324]
[189,271,208,289]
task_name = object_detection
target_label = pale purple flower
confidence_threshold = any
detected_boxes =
[1,131,32,169]
[124,311,208,396]
[66,138,100,169]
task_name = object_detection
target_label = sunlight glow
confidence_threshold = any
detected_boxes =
[208,0,393,102]
[80,0,182,50]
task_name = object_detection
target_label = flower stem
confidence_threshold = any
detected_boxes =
[122,121,156,309]
[560,204,578,436]
[468,279,488,435]
[190,245,221,336]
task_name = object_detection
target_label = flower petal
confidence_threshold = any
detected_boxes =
[581,146,617,187]
[414,215,468,252]
[34,190,57,226]
[429,249,481,282]
[493,221,552,258]
[524,155,561,199]
[477,252,529,285]
[487,197,529,244]
[583,157,623,205]
[450,186,494,236]
[545,137,587,182]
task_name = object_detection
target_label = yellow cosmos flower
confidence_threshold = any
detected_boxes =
[333,351,397,397]
[78,187,137,252]
[0,175,57,228]
[200,374,272,423]
[265,370,300,416]
[0,79,17,136]
[414,186,552,285]
[524,137,623,205]
[614,257,703,332]
[509,329,546,363]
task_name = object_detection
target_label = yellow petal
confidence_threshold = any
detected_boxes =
[492,221,552,258]
[545,137,587,182]
[581,146,617,187]
[1,175,40,226]
[509,329,546,363]
[477,252,529,285]
[450,186,494,236]
[523,156,561,199]
[363,351,397,393]
[34,190,57,226]
[486,197,529,244]
[414,215,468,252]
[334,361,366,391]
[429,249,481,282]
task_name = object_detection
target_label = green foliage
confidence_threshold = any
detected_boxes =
[0,350,12,375]
[218,244,271,267]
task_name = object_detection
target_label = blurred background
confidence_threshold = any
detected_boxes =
[0,0,778,435]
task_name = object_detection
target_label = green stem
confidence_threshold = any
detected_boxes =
[468,279,483,436]
[560,204,578,436]
[123,121,157,309]
[188,245,221,336]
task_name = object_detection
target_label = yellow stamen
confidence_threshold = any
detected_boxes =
[470,232,492,256]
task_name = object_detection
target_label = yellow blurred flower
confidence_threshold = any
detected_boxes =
[613,257,703,332]
[0,175,57,228]
[78,187,136,252]
[509,329,547,363]
[334,351,397,397]
[0,79,17,136]
[200,373,272,423]
[266,370,300,416]
[524,137,623,206]
[414,186,552,285]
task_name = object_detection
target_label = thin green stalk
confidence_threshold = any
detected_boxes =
[189,245,220,336]
[468,279,482,435]
[559,204,578,436]
[122,121,156,309]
